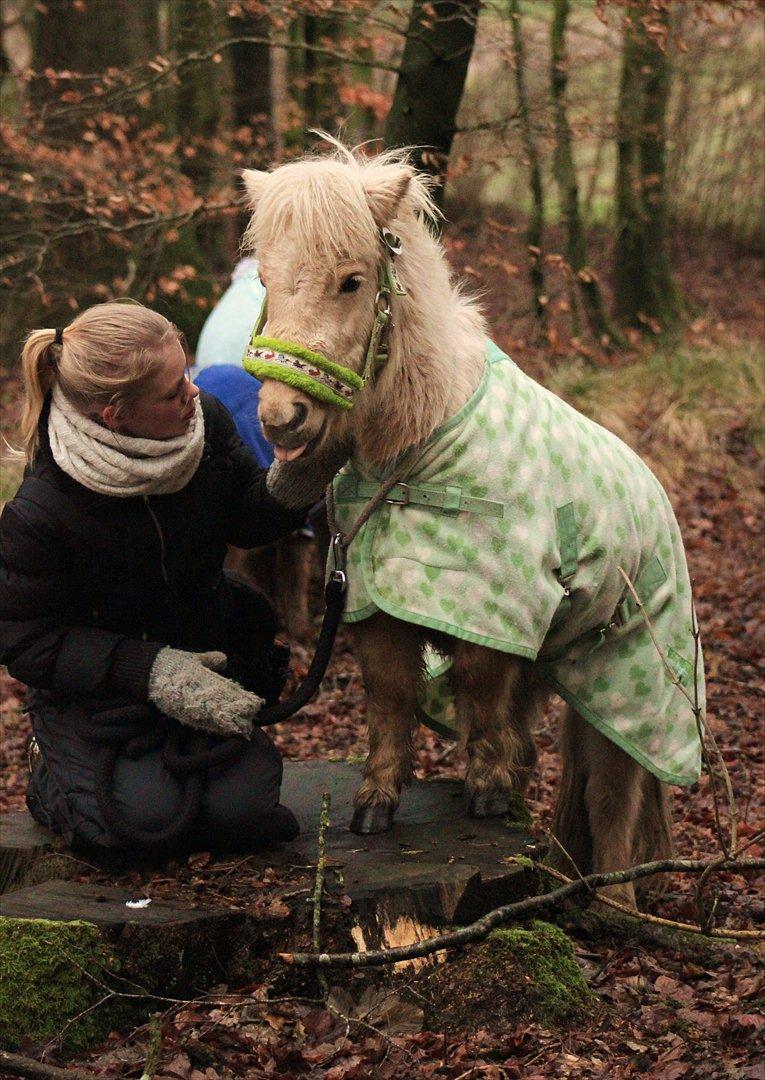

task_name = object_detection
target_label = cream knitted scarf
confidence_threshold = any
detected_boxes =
[48,384,205,497]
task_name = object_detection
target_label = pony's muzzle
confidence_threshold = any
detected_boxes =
[260,399,309,445]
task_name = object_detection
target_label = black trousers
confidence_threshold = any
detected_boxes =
[26,698,299,852]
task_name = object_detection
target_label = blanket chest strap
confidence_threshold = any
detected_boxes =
[339,479,504,519]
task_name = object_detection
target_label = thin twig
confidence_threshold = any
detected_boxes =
[139,1013,163,1080]
[538,861,760,940]
[279,856,765,968]
[311,790,332,996]
[616,566,738,862]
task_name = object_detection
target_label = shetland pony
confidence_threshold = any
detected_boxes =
[240,142,678,908]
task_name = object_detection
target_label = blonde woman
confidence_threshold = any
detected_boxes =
[0,302,313,853]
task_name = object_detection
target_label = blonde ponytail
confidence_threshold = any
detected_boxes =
[19,330,60,460]
[18,302,181,462]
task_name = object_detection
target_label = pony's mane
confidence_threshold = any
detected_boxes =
[242,136,441,260]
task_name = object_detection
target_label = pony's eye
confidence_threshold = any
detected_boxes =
[340,275,361,294]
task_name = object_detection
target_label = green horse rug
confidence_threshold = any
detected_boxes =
[331,342,704,786]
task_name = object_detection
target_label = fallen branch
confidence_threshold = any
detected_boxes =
[279,856,765,968]
[0,1049,93,1080]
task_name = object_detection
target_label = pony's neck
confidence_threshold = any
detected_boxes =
[352,221,487,470]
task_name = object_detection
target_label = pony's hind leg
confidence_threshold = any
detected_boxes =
[552,708,671,910]
[452,645,536,818]
[350,612,424,835]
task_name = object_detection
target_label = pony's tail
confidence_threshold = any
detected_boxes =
[20,328,59,462]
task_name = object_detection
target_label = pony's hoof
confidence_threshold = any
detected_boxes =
[468,790,511,818]
[350,803,394,834]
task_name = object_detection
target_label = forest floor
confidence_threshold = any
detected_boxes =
[0,225,763,1078]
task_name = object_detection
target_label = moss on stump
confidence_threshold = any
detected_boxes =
[421,920,595,1031]
[504,790,533,828]
[0,918,119,1052]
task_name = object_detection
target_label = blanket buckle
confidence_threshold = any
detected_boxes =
[386,483,410,506]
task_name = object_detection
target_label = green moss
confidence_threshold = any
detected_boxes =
[486,921,594,1025]
[504,790,533,828]
[0,918,119,1052]
[422,919,595,1031]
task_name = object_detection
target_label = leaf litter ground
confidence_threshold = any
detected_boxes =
[0,226,763,1078]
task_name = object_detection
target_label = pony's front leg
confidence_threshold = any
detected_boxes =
[453,644,536,818]
[350,612,424,835]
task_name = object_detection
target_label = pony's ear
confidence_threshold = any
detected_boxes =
[362,165,411,228]
[242,169,269,210]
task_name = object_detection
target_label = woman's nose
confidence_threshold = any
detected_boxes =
[186,379,200,402]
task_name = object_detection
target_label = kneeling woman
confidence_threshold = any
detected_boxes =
[0,302,312,853]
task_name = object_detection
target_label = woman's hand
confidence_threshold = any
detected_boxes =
[147,648,264,738]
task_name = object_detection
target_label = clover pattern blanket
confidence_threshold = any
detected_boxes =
[331,342,704,784]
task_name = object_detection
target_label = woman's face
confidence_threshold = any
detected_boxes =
[104,338,200,440]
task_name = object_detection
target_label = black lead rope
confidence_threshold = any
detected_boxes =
[254,567,347,727]
[81,559,348,850]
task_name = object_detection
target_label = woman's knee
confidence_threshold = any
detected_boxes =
[200,729,299,843]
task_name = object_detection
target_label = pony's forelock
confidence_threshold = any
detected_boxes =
[241,136,441,260]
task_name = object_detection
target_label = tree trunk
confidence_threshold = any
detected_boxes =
[613,0,683,332]
[509,0,546,326]
[384,0,481,207]
[230,11,271,137]
[303,12,343,132]
[550,0,619,347]
[169,0,228,272]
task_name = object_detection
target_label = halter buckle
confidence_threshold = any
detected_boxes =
[375,289,392,317]
[381,227,402,256]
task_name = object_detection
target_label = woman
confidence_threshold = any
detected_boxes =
[0,301,313,854]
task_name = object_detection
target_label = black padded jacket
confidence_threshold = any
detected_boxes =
[0,390,307,702]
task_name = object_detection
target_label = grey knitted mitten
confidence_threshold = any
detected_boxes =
[148,648,264,739]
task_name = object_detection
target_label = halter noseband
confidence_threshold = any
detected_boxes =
[242,228,406,410]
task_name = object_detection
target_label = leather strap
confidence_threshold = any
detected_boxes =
[337,477,504,519]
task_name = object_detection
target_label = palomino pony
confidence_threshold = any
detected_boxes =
[241,142,703,907]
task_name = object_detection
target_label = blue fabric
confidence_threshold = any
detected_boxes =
[195,365,274,468]
[195,258,266,371]
[193,259,272,467]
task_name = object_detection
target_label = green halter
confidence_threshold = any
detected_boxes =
[242,229,406,410]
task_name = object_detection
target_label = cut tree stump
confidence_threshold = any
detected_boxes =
[1,762,540,963]
[0,879,244,998]
[0,812,74,895]
[277,762,539,957]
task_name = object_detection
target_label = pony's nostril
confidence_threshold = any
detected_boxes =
[286,402,308,431]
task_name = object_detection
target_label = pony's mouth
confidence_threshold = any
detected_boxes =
[271,422,325,464]
[273,443,306,463]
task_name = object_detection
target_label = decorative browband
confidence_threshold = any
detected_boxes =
[243,335,364,411]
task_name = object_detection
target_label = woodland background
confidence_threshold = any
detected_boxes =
[0,1,763,1077]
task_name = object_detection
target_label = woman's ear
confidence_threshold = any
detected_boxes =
[242,169,269,211]
[100,404,119,431]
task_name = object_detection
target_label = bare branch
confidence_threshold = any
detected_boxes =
[280,855,765,968]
